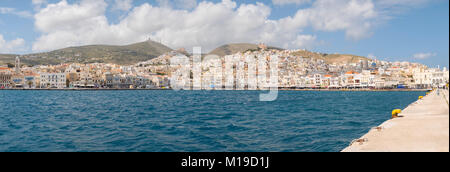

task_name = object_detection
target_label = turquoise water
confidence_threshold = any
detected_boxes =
[0,90,424,152]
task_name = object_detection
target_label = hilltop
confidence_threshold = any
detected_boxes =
[208,43,283,57]
[0,40,173,66]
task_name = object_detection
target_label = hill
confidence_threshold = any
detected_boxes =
[1,41,371,66]
[209,43,283,57]
[0,54,17,66]
[208,43,370,64]
[0,40,173,66]
[291,50,370,64]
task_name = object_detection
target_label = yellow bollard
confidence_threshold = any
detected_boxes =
[392,109,402,119]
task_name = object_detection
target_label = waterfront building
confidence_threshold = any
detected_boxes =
[314,73,322,88]
[322,74,332,88]
[24,75,37,89]
[344,70,361,88]
[11,74,25,88]
[0,73,12,88]
[304,75,315,88]
[374,76,386,89]
[75,71,95,88]
[40,73,66,88]
[105,73,114,88]
[429,68,448,87]
[360,70,374,88]
[411,67,447,88]
[412,67,430,88]
[113,75,122,88]
[331,76,342,88]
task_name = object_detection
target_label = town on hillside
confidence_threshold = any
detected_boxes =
[1,45,449,90]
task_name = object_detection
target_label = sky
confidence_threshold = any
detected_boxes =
[0,0,448,68]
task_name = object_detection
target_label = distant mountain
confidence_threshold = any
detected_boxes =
[0,40,173,66]
[209,43,283,57]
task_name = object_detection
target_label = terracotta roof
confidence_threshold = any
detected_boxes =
[345,70,359,75]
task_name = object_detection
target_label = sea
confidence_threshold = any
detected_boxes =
[0,90,425,152]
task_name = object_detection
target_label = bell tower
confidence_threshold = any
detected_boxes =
[15,56,21,74]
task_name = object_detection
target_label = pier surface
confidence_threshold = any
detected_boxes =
[343,89,449,152]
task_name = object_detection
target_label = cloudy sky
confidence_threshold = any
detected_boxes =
[0,0,448,67]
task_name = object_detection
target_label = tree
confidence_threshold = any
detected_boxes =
[66,79,70,88]
[27,81,33,89]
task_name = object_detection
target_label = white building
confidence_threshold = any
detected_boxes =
[40,73,66,88]
[412,67,447,88]
[430,68,448,87]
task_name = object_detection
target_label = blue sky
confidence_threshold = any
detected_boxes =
[0,0,448,68]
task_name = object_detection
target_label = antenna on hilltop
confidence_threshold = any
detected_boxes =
[161,29,165,45]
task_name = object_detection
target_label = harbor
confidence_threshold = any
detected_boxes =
[0,90,425,152]
[343,88,449,152]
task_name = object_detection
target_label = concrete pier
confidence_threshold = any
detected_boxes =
[343,89,449,152]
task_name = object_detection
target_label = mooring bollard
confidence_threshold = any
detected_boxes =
[392,109,402,119]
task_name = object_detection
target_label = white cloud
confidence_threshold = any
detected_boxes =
[0,7,33,18]
[32,0,48,10]
[32,0,48,5]
[303,0,378,40]
[154,0,197,9]
[413,52,436,59]
[33,0,275,52]
[272,0,312,6]
[375,0,431,8]
[374,0,433,19]
[31,0,431,54]
[0,34,26,53]
[32,0,121,51]
[174,0,197,9]
[112,0,133,11]
[292,35,317,49]
[156,0,171,8]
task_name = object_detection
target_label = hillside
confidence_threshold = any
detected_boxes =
[0,40,173,66]
[0,54,15,66]
[208,43,370,64]
[209,43,283,57]
[1,41,371,66]
[291,50,370,64]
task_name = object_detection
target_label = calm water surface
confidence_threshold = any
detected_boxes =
[0,90,424,152]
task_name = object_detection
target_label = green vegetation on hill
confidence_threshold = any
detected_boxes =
[1,41,371,66]
[208,43,283,57]
[0,40,173,66]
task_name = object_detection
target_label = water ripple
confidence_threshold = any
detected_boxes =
[0,90,424,152]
